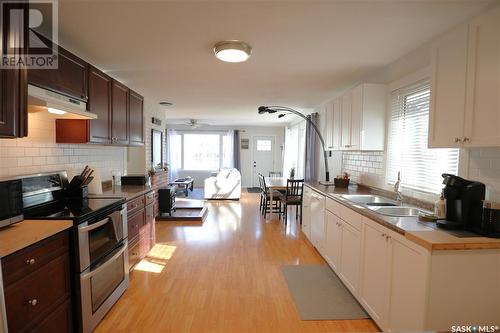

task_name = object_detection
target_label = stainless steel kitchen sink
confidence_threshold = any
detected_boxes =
[340,194,397,205]
[367,206,426,217]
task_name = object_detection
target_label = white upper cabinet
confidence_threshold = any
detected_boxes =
[324,83,386,151]
[430,6,500,148]
[464,7,500,147]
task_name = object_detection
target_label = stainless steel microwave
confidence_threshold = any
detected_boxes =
[0,179,24,228]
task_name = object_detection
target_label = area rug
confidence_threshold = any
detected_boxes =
[246,187,261,193]
[281,265,369,320]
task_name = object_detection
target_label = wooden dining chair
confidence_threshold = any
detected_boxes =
[279,179,304,225]
[260,174,282,218]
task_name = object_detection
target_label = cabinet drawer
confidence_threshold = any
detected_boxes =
[145,191,155,206]
[127,196,144,215]
[5,253,71,333]
[2,231,69,287]
[326,197,343,217]
[341,208,363,231]
[128,209,144,240]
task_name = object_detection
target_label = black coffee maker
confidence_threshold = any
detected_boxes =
[436,174,485,230]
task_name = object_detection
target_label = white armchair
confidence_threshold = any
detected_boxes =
[204,168,241,200]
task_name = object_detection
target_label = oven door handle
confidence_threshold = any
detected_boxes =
[79,217,110,233]
[81,243,127,280]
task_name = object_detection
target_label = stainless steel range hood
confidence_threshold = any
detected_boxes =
[28,84,98,120]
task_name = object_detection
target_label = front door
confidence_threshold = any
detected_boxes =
[252,136,275,187]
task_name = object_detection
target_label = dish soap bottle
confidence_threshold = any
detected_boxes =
[434,192,446,219]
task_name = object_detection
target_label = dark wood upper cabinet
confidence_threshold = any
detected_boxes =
[88,66,112,144]
[111,80,129,145]
[0,1,28,138]
[29,44,88,101]
[129,89,144,146]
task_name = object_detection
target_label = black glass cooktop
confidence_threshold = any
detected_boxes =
[24,197,125,223]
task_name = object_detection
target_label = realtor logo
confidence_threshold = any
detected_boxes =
[0,0,58,69]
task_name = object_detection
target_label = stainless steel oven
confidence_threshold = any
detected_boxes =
[77,204,129,333]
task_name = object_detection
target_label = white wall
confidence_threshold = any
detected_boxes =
[0,112,126,181]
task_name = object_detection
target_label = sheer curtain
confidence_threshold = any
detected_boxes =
[166,129,182,180]
[222,130,235,169]
[283,122,306,179]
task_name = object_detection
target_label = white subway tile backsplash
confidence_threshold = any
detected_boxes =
[0,112,126,180]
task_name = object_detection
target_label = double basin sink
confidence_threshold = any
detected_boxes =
[340,194,428,217]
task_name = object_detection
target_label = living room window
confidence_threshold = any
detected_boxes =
[183,133,221,170]
[166,130,235,174]
[386,80,459,194]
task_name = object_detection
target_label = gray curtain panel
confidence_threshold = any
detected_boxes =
[233,130,241,171]
[304,113,318,182]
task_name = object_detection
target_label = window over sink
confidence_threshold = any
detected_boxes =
[386,80,459,194]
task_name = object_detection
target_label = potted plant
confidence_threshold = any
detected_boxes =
[289,167,295,179]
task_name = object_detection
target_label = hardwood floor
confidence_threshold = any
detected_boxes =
[95,192,379,333]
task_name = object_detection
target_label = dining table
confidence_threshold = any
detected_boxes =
[264,176,288,218]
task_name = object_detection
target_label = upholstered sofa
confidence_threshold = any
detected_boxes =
[204,168,241,200]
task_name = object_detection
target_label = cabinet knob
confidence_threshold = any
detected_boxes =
[454,137,462,143]
[25,258,36,265]
[381,233,386,237]
[28,299,38,306]
[463,137,470,143]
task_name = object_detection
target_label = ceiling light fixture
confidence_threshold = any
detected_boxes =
[159,101,173,107]
[214,40,252,63]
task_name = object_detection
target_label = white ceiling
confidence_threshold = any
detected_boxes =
[58,0,495,126]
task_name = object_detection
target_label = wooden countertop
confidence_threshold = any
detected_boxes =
[0,220,73,258]
[405,230,500,251]
[305,182,500,252]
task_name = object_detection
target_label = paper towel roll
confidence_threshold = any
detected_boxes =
[87,167,103,195]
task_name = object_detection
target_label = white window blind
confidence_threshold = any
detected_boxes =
[386,80,459,194]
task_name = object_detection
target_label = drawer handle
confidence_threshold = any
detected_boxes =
[25,258,36,265]
[28,299,38,306]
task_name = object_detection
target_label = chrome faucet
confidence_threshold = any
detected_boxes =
[394,171,403,205]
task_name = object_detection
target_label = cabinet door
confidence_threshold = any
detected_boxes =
[324,103,334,150]
[429,24,468,148]
[325,211,342,272]
[0,2,28,138]
[111,80,129,145]
[339,221,361,296]
[464,7,500,147]
[332,98,342,150]
[302,188,312,240]
[310,193,326,252]
[129,89,144,146]
[88,66,111,144]
[387,237,429,332]
[359,220,390,328]
[341,92,352,149]
[349,85,362,150]
[28,34,88,101]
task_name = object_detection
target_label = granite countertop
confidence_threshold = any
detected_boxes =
[89,185,154,201]
[305,182,500,251]
[0,220,73,258]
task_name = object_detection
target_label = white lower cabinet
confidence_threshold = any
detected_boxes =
[301,187,312,241]
[339,220,361,296]
[359,219,391,327]
[306,186,499,332]
[325,210,342,271]
[310,192,326,254]
[386,235,428,332]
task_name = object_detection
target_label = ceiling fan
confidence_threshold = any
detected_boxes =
[184,119,209,128]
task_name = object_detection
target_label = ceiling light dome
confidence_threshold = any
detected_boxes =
[214,40,252,63]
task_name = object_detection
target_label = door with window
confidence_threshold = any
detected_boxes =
[252,136,275,187]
